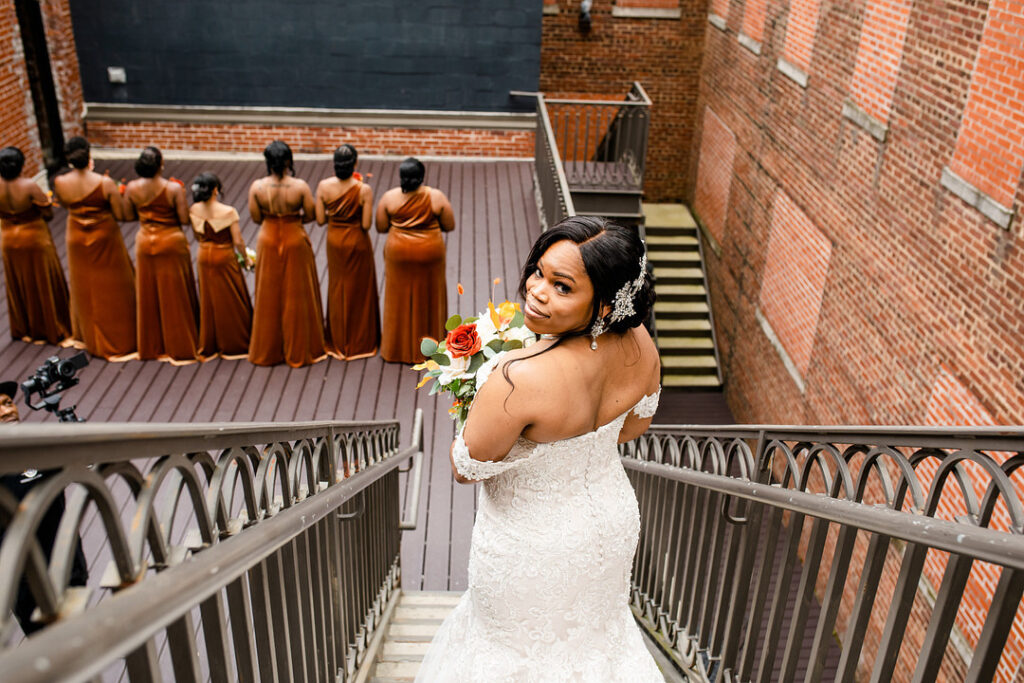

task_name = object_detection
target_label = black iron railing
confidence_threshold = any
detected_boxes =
[0,412,423,682]
[526,91,576,229]
[622,425,1024,683]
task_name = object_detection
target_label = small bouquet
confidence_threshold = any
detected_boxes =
[235,247,257,272]
[415,282,536,430]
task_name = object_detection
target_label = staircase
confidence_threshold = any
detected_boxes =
[367,591,461,682]
[644,204,722,389]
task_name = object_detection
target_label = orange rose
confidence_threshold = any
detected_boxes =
[446,323,482,359]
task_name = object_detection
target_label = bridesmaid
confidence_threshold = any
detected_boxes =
[0,146,71,345]
[188,172,253,359]
[124,147,200,364]
[52,136,137,360]
[247,140,326,367]
[315,144,379,360]
[376,157,455,364]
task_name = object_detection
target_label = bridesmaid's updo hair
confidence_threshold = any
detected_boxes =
[399,157,425,193]
[333,144,357,180]
[518,215,654,336]
[134,146,163,178]
[191,172,221,203]
[0,147,25,180]
[264,140,294,177]
[65,136,91,169]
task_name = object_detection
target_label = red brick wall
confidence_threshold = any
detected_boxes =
[540,0,707,200]
[691,0,1024,678]
[40,0,84,140]
[693,105,735,244]
[84,122,534,159]
[0,0,41,175]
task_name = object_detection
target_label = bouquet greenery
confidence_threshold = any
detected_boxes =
[415,282,536,430]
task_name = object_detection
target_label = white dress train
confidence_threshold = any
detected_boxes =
[415,360,663,682]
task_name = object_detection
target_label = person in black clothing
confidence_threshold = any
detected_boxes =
[0,381,88,636]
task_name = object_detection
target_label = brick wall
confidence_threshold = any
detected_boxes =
[540,0,706,200]
[0,0,41,175]
[690,0,1024,678]
[0,0,82,176]
[84,122,534,159]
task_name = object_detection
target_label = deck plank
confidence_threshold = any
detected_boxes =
[0,156,541,591]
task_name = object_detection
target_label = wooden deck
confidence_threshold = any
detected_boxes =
[0,155,541,591]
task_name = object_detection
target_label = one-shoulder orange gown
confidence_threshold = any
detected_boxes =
[0,202,71,344]
[65,184,137,359]
[324,183,380,360]
[135,187,200,363]
[381,188,447,364]
[248,207,326,367]
[191,210,252,359]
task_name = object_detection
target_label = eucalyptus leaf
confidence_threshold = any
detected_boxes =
[428,382,440,396]
[431,353,450,366]
[467,354,485,374]
[486,338,504,353]
[464,316,478,324]
[420,338,438,356]
[445,314,463,331]
[502,339,523,352]
[483,346,495,359]
[511,309,524,328]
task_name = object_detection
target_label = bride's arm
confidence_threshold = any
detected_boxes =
[449,354,542,484]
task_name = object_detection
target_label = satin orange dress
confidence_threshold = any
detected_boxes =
[65,184,137,359]
[324,183,380,359]
[248,203,326,367]
[0,201,71,344]
[134,187,200,363]
[381,188,447,364]
[191,209,253,359]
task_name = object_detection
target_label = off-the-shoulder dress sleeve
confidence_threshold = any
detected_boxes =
[632,387,661,419]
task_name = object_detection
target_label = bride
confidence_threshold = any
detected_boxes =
[415,216,664,681]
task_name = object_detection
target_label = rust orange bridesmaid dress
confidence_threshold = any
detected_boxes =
[191,209,252,359]
[134,186,200,363]
[380,189,447,364]
[324,182,379,360]
[0,200,71,345]
[65,184,137,359]
[248,205,326,367]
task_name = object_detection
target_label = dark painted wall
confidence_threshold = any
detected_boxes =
[69,1,542,111]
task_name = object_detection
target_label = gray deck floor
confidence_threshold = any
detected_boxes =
[0,155,541,591]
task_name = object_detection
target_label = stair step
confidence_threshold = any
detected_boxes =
[662,355,718,369]
[655,283,708,298]
[657,336,715,351]
[387,622,442,641]
[655,301,708,315]
[653,267,704,281]
[393,606,454,622]
[399,592,462,606]
[646,234,699,248]
[664,374,722,387]
[645,224,698,237]
[656,319,712,332]
[643,203,697,228]
[648,250,702,264]
[382,641,432,659]
[373,661,421,679]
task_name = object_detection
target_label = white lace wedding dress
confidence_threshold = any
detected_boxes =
[415,361,663,682]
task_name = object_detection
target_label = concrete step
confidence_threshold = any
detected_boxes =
[655,283,708,298]
[648,250,702,265]
[370,591,462,682]
[662,355,719,370]
[656,336,715,352]
[642,202,697,229]
[656,318,712,332]
[655,301,709,317]
[646,234,699,248]
[653,267,705,282]
[663,374,722,388]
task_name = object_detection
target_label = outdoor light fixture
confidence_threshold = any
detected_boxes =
[579,0,592,32]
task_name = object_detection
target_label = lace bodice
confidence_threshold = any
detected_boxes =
[416,354,664,682]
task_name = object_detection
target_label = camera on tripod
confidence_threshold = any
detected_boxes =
[21,352,89,422]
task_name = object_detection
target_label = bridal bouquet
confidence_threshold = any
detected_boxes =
[415,283,536,430]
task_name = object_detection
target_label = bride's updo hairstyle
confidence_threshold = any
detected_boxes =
[517,215,654,337]
[264,140,294,177]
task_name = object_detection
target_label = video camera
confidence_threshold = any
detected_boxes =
[21,352,89,422]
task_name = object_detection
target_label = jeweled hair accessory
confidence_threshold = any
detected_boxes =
[610,252,647,323]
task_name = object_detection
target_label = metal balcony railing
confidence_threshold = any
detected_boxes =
[621,425,1024,683]
[527,91,576,229]
[0,412,423,682]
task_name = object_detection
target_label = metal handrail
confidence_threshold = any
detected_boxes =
[622,425,1024,683]
[0,412,422,682]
